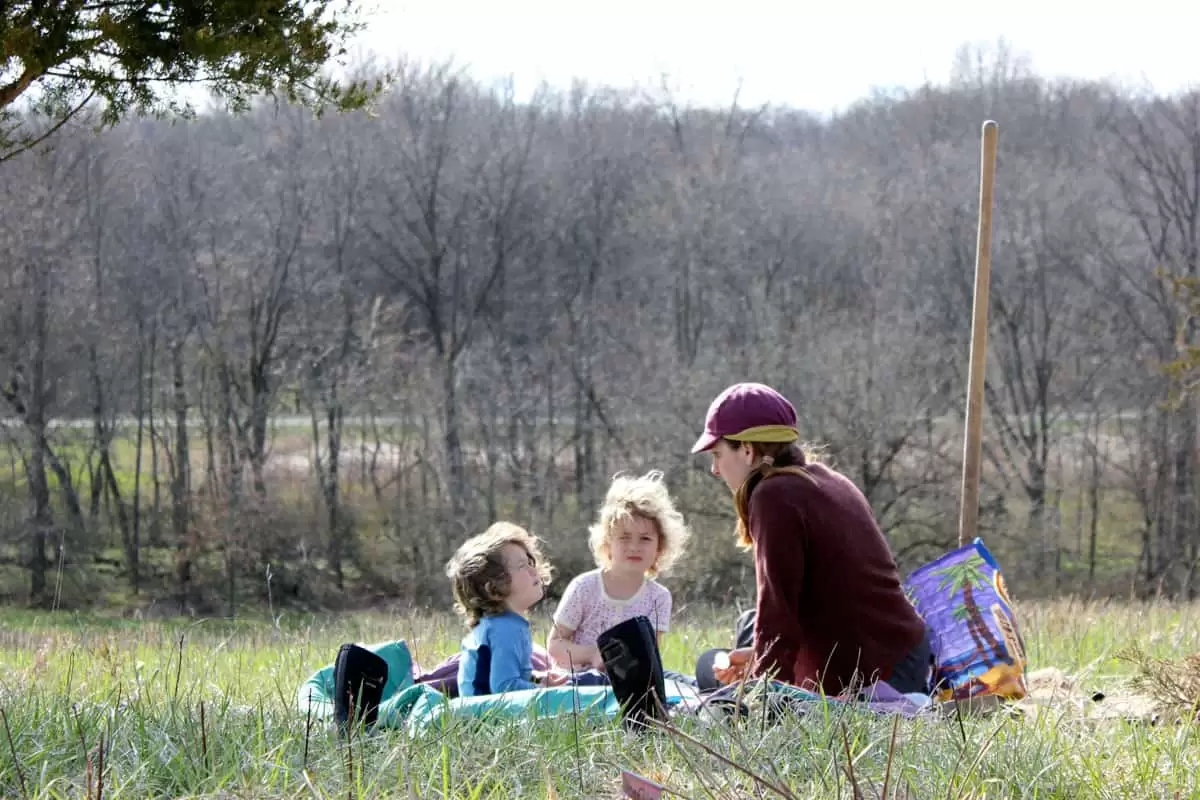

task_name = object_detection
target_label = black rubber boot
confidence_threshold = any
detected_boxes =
[333,643,388,735]
[598,616,667,731]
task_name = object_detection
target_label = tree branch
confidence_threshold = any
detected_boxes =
[0,89,97,164]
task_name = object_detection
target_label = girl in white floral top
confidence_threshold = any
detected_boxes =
[548,470,691,672]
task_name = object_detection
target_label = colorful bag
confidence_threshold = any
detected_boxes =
[904,538,1028,702]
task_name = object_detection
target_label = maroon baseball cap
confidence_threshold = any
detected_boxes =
[690,382,800,454]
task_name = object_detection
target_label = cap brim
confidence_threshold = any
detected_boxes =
[691,431,720,454]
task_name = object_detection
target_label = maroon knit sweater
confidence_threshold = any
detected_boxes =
[747,464,925,695]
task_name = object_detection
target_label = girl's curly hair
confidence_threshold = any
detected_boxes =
[588,470,691,577]
[445,522,554,628]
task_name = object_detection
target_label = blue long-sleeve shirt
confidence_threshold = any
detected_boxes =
[457,610,538,696]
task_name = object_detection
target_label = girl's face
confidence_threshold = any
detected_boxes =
[608,515,660,576]
[709,439,757,491]
[500,542,544,613]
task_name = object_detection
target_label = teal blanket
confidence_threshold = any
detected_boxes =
[296,639,699,736]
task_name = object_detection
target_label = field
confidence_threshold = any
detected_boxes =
[1,600,1198,799]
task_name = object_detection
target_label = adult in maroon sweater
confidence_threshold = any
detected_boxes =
[692,382,931,696]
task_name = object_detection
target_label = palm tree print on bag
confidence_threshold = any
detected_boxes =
[931,552,1005,663]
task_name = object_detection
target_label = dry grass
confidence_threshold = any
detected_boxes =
[0,599,1197,798]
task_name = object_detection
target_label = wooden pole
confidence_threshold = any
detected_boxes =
[958,120,999,547]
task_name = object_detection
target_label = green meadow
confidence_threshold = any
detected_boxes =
[1,600,1197,799]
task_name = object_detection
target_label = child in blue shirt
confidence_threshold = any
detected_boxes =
[446,522,569,696]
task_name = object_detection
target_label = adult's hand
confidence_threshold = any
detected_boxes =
[712,647,753,684]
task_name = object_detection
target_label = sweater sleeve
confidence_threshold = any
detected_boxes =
[487,617,539,693]
[749,478,806,683]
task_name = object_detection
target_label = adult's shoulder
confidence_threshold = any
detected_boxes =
[748,467,836,526]
[749,468,813,505]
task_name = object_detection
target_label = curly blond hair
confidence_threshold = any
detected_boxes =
[587,470,691,577]
[445,522,554,628]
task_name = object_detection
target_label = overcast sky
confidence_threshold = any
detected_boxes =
[342,0,1197,114]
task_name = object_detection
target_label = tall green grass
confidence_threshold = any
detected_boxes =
[0,600,1197,798]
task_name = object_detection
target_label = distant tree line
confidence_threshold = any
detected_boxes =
[3,45,1199,612]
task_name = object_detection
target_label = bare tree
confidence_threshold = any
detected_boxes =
[364,64,544,534]
[77,133,146,592]
[297,107,379,591]
[142,119,210,610]
[0,128,89,604]
[1106,89,1200,595]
